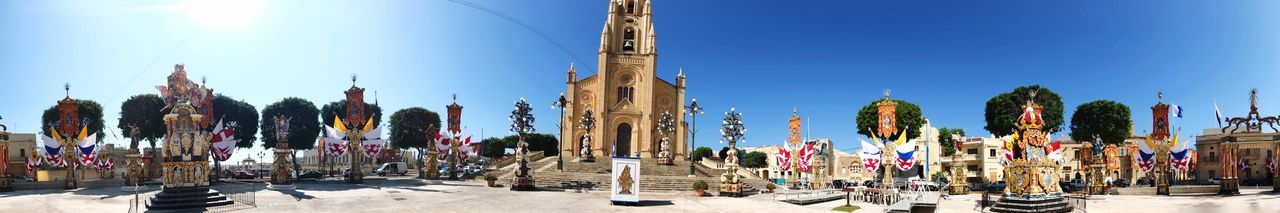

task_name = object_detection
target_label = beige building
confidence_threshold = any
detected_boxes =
[4,133,36,178]
[560,0,687,160]
[1194,128,1278,182]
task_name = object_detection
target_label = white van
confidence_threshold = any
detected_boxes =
[375,162,408,176]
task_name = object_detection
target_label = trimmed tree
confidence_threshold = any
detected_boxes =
[984,85,1064,136]
[855,99,924,139]
[117,94,166,150]
[260,97,321,177]
[501,133,559,157]
[937,128,966,156]
[388,107,441,174]
[690,147,713,162]
[479,137,507,159]
[742,151,768,168]
[211,94,259,149]
[1069,100,1132,145]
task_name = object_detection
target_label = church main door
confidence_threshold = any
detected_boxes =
[616,123,632,157]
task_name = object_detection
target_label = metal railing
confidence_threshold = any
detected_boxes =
[127,180,259,213]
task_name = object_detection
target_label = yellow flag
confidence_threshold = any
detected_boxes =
[361,117,375,132]
[894,129,908,146]
[50,127,64,143]
[77,125,89,141]
[332,116,348,132]
[1170,132,1180,148]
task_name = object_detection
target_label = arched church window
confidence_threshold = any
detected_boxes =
[617,74,635,103]
[623,28,636,53]
[626,0,636,14]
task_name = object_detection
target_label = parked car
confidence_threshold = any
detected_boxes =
[1059,181,1077,192]
[1208,177,1222,184]
[986,181,1007,192]
[297,170,324,179]
[1068,179,1088,189]
[1113,179,1130,188]
[375,162,409,176]
[233,170,256,179]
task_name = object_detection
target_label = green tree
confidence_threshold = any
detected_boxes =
[690,147,713,162]
[320,100,383,130]
[937,128,966,156]
[855,99,924,139]
[117,94,166,150]
[1069,100,1132,145]
[501,133,559,157]
[260,97,321,177]
[984,85,1064,136]
[388,107,441,172]
[42,99,105,142]
[479,137,508,159]
[742,151,768,168]
[717,147,747,164]
[211,94,259,149]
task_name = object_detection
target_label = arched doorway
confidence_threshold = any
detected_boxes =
[616,123,632,157]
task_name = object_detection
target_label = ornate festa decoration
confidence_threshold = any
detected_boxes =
[1215,89,1280,194]
[323,75,383,184]
[269,115,295,189]
[786,108,801,187]
[947,133,969,195]
[445,95,466,179]
[718,108,746,197]
[146,65,237,211]
[990,90,1072,213]
[39,83,100,189]
[154,65,216,189]
[0,115,11,192]
[578,108,597,162]
[509,98,536,191]
[863,89,911,189]
[655,111,676,165]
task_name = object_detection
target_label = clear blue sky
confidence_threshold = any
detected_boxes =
[2,0,1278,162]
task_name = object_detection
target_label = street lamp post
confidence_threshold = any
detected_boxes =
[685,98,703,176]
[258,151,265,179]
[552,93,569,171]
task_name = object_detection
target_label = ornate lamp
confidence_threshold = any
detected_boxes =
[718,108,746,197]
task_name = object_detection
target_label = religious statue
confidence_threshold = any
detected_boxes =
[617,165,634,195]
[656,111,676,165]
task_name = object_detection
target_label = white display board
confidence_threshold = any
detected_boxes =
[610,157,640,204]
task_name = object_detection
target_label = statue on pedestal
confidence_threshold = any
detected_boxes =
[655,111,675,165]
[509,98,537,191]
[269,115,295,189]
[718,108,746,197]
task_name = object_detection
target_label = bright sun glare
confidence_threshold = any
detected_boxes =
[179,0,265,31]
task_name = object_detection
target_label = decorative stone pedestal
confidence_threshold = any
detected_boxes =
[719,183,741,197]
[1219,177,1240,195]
[512,177,535,191]
[990,196,1074,213]
[126,151,144,186]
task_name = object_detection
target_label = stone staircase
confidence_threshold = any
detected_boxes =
[145,186,233,211]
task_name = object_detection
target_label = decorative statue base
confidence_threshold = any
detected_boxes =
[719,150,742,197]
[1219,177,1239,195]
[511,140,535,191]
[269,148,294,190]
[1087,163,1107,196]
[125,149,144,186]
[656,137,673,165]
[947,168,969,195]
[0,177,12,192]
[423,153,440,179]
[990,91,1072,213]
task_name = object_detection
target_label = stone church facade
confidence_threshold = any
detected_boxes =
[561,0,687,160]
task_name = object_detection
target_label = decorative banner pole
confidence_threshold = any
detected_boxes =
[788,108,801,188]
[876,89,898,190]
[446,95,464,179]
[1151,92,1172,195]
[509,98,536,191]
[719,108,746,197]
